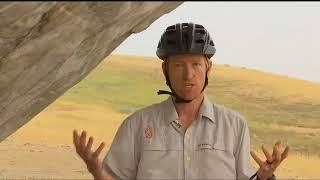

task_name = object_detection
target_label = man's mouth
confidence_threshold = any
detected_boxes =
[184,83,195,88]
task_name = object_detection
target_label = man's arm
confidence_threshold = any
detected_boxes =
[101,115,140,180]
[236,119,291,180]
[93,166,116,180]
[73,129,117,180]
[249,171,276,180]
[234,116,276,180]
[234,116,256,179]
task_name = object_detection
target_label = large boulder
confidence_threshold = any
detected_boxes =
[0,2,183,142]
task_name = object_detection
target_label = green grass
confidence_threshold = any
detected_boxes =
[63,61,169,114]
[60,54,320,156]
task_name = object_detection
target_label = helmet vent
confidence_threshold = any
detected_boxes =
[182,23,189,28]
[166,25,175,30]
[195,24,204,28]
[166,29,175,34]
[196,29,205,34]
[183,34,189,44]
[196,39,204,44]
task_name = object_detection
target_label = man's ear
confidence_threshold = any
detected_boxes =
[162,61,166,75]
[162,61,170,86]
[206,58,213,74]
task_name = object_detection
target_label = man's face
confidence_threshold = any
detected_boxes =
[162,54,212,100]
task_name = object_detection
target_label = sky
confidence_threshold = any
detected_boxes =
[111,1,320,83]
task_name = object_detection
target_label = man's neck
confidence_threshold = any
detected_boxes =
[173,93,205,128]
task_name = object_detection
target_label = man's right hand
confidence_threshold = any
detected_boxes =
[73,129,114,180]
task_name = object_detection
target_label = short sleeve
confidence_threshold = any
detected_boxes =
[234,116,257,180]
[102,114,140,180]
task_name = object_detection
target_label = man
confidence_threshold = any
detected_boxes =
[73,22,289,180]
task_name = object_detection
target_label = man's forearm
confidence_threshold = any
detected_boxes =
[249,171,276,180]
[93,170,115,180]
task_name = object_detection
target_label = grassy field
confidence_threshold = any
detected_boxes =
[60,54,320,156]
[7,54,320,178]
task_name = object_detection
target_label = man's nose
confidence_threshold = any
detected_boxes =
[183,65,195,80]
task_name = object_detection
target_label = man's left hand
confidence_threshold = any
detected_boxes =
[250,140,290,180]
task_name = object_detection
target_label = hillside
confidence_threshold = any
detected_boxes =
[67,54,320,155]
[4,54,320,178]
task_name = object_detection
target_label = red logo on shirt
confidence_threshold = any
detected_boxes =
[145,127,154,138]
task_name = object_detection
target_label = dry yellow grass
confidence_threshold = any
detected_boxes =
[9,99,127,149]
[3,54,320,178]
[4,99,320,178]
[103,55,320,104]
[212,64,320,104]
[265,123,320,134]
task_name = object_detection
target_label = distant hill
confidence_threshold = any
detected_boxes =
[13,54,320,157]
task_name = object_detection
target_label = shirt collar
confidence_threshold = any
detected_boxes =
[162,95,215,125]
[163,96,179,125]
[199,94,215,123]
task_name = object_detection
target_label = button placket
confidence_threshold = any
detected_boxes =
[184,127,193,179]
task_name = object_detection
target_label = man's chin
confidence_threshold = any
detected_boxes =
[174,90,203,100]
[177,94,198,101]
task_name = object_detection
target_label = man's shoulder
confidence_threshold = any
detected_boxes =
[124,99,167,121]
[115,99,167,133]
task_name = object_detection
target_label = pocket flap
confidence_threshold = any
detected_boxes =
[196,142,226,151]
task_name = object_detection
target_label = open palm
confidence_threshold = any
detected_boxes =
[250,140,290,180]
[73,129,111,179]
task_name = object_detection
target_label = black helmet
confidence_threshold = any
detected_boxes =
[156,22,216,61]
[156,23,215,104]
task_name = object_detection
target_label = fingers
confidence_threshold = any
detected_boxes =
[281,146,290,162]
[73,129,80,147]
[250,150,264,167]
[93,142,106,159]
[73,129,106,164]
[261,145,273,163]
[271,140,279,162]
[252,140,289,173]
[86,136,94,153]
[73,130,89,157]
[73,129,81,155]
[80,130,87,150]
[274,140,282,163]
[270,140,291,170]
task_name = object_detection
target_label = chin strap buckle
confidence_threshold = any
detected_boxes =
[157,90,192,103]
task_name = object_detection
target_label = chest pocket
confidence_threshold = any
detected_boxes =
[195,140,236,179]
[141,124,184,151]
[137,128,183,179]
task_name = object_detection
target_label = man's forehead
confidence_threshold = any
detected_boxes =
[168,54,207,62]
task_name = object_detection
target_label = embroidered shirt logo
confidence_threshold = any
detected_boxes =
[144,127,154,138]
[198,143,213,149]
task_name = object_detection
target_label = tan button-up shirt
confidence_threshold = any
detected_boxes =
[103,95,257,180]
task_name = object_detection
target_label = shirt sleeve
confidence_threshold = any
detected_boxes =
[102,114,140,180]
[234,116,257,180]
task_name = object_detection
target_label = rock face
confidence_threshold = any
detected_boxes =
[0,2,183,143]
